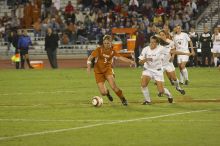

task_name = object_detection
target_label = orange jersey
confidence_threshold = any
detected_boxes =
[91,46,121,73]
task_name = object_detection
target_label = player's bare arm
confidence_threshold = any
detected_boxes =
[118,56,135,66]
[189,40,195,56]
[139,58,153,65]
[87,55,94,75]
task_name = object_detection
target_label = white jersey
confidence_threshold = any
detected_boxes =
[139,45,163,71]
[161,39,174,65]
[173,32,190,53]
[212,33,220,45]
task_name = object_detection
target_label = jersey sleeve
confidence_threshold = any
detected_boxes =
[185,33,191,42]
[113,50,121,58]
[91,48,99,58]
[139,47,147,60]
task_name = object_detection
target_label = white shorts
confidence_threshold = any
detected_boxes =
[162,62,175,72]
[212,45,220,53]
[177,55,189,63]
[142,69,164,82]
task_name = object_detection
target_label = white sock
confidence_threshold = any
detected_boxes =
[179,72,184,83]
[182,68,188,81]
[214,57,218,67]
[164,88,172,99]
[141,87,151,102]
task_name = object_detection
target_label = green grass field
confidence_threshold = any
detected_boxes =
[0,67,220,146]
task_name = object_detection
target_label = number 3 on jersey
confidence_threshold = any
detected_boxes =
[104,58,107,63]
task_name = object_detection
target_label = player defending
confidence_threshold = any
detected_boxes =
[173,25,195,85]
[139,36,173,105]
[212,27,220,67]
[158,30,193,95]
[87,35,135,106]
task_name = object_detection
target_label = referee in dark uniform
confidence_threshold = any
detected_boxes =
[45,27,59,69]
[199,26,212,67]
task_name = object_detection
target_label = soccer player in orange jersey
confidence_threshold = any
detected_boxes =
[87,35,135,106]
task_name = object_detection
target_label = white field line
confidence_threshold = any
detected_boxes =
[0,91,76,96]
[0,118,218,123]
[0,119,121,122]
[0,110,208,141]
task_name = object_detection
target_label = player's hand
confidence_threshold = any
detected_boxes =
[129,60,136,67]
[145,58,153,62]
[169,57,174,62]
[191,52,195,56]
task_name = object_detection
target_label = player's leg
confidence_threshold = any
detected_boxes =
[106,75,128,106]
[179,61,189,85]
[213,53,218,67]
[95,73,113,102]
[165,71,174,85]
[141,75,151,105]
[168,71,185,95]
[177,56,184,84]
[24,51,33,69]
[156,81,173,103]
[20,50,25,69]
[212,46,220,67]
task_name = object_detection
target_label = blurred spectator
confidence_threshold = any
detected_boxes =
[65,1,75,15]
[2,12,11,25]
[34,0,42,9]
[65,11,76,24]
[129,0,139,11]
[16,4,24,28]
[33,18,42,38]
[0,23,5,39]
[114,2,122,13]
[153,13,163,27]
[53,0,60,11]
[75,9,85,23]
[32,4,40,24]
[23,2,33,28]
[48,17,60,32]
[61,32,69,44]
[182,12,190,31]
[156,4,165,16]
[184,2,193,16]
[66,22,77,44]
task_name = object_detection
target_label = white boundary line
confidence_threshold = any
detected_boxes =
[0,110,208,141]
[0,91,76,96]
[0,118,218,123]
[0,119,121,122]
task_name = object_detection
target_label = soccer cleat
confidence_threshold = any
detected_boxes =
[142,101,151,105]
[158,93,163,97]
[106,94,113,102]
[121,98,128,106]
[106,90,113,101]
[176,87,186,95]
[29,66,34,69]
[168,98,173,103]
[185,80,189,85]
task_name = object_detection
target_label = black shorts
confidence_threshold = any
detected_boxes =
[20,49,29,55]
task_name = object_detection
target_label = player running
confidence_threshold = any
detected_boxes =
[212,27,220,67]
[139,36,173,105]
[87,35,135,106]
[158,30,193,95]
[173,25,195,85]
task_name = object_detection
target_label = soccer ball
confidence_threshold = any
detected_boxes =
[92,96,103,107]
